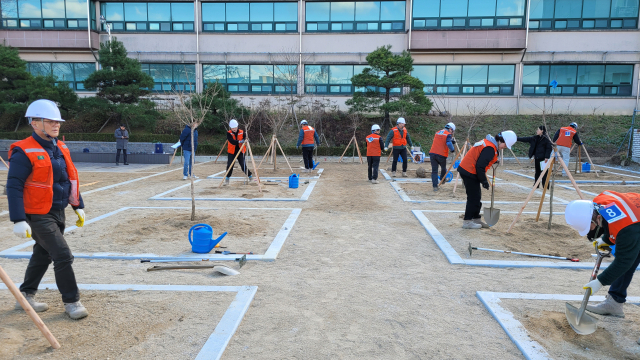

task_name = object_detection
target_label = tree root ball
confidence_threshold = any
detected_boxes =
[416,167,427,178]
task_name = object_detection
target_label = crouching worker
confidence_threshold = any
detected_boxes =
[366,124,384,184]
[7,99,88,320]
[429,122,455,192]
[457,131,517,229]
[565,192,640,336]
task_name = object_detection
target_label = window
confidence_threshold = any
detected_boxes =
[412,0,525,29]
[529,0,638,29]
[203,64,297,93]
[303,65,400,94]
[27,62,95,91]
[413,64,515,95]
[1,0,90,29]
[140,63,196,92]
[202,2,297,32]
[100,2,194,32]
[522,64,633,96]
[306,1,405,32]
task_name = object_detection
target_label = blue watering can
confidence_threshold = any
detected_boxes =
[312,160,319,170]
[188,224,227,253]
[438,172,454,183]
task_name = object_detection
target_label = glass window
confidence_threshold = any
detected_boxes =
[488,65,514,84]
[2,0,19,18]
[274,65,297,84]
[148,3,171,21]
[330,2,354,21]
[52,63,74,82]
[150,64,172,83]
[550,65,577,84]
[250,65,273,83]
[173,64,195,83]
[577,65,604,84]
[74,63,95,82]
[462,65,488,84]
[41,0,65,18]
[29,62,52,76]
[227,65,250,83]
[202,3,225,21]
[203,65,227,83]
[274,2,297,21]
[125,3,147,21]
[583,0,611,17]
[496,0,525,16]
[469,0,497,16]
[305,65,329,84]
[65,0,86,18]
[412,65,436,85]
[105,3,124,21]
[380,1,405,20]
[529,0,554,18]
[436,65,462,84]
[226,3,249,21]
[440,0,468,16]
[604,64,633,84]
[555,0,582,18]
[171,3,192,21]
[611,0,639,17]
[356,1,381,20]
[250,2,273,21]
[306,2,330,21]
[523,65,549,84]
[412,0,439,17]
[18,0,42,18]
[329,65,354,84]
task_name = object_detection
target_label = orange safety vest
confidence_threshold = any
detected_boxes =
[391,127,408,147]
[459,139,498,175]
[227,129,246,154]
[8,137,80,215]
[593,191,640,244]
[557,126,577,148]
[302,125,316,145]
[429,129,451,157]
[366,133,382,156]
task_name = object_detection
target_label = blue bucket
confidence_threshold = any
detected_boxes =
[582,162,591,173]
[453,160,460,169]
[289,174,299,188]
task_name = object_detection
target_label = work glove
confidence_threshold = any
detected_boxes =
[75,209,85,227]
[452,139,456,144]
[384,147,389,152]
[482,181,490,190]
[593,237,608,251]
[13,221,31,238]
[583,279,603,296]
[238,140,244,143]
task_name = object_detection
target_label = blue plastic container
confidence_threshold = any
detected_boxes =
[453,160,460,169]
[312,160,319,170]
[438,172,454,183]
[582,162,591,173]
[155,143,163,154]
[189,224,226,253]
[289,174,299,188]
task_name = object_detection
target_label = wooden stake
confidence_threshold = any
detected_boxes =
[548,159,557,230]
[507,158,554,233]
[272,135,277,171]
[437,145,466,187]
[169,148,178,165]
[535,158,554,222]
[386,149,393,163]
[0,265,60,349]
[213,140,228,164]
[581,145,600,178]
[245,140,262,193]
[452,141,469,194]
[508,148,522,166]
[274,138,294,173]
[555,155,585,199]
[339,136,355,163]
[575,145,580,174]
[353,136,364,164]
[218,142,246,188]
[256,137,274,171]
[500,149,504,166]
[0,155,10,169]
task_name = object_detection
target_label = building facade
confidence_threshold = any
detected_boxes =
[1,0,639,115]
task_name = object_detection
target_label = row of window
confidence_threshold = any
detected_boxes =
[522,64,633,95]
[528,0,639,29]
[27,62,95,90]
[1,0,93,29]
[413,64,516,95]
[101,2,194,32]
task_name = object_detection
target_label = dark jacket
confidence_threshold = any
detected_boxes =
[7,132,85,223]
[179,125,198,152]
[115,128,129,149]
[517,134,552,160]
[597,222,640,286]
[553,129,582,146]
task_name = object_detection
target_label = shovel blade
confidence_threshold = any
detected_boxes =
[565,302,598,335]
[483,207,500,227]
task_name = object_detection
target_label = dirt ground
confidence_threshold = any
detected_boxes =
[166,179,311,200]
[399,182,551,203]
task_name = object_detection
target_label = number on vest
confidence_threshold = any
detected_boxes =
[599,204,627,223]
[565,131,571,136]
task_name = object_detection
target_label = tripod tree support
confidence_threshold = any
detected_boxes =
[217,142,247,188]
[339,136,363,164]
[274,138,294,173]
[581,145,600,178]
[214,140,228,164]
[508,148,522,166]
[452,140,469,194]
[245,140,262,193]
[535,158,554,222]
[256,136,274,171]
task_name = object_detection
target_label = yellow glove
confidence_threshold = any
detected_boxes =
[75,209,85,227]
[593,237,608,251]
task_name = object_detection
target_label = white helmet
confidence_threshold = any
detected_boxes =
[301,120,308,125]
[499,130,517,149]
[26,99,64,122]
[371,124,381,131]
[229,119,238,128]
[565,200,596,236]
[397,117,406,124]
[445,122,455,131]
[570,122,578,129]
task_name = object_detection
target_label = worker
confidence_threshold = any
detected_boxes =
[384,117,413,177]
[565,193,640,329]
[296,120,320,173]
[366,124,384,184]
[552,122,582,176]
[179,122,198,180]
[225,119,251,185]
[517,125,552,188]
[457,131,517,229]
[7,99,88,320]
[428,122,456,192]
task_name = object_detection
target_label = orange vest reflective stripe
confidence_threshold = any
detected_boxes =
[429,129,451,157]
[459,139,498,175]
[593,191,640,244]
[392,127,407,147]
[302,126,316,145]
[557,126,576,147]
[8,137,80,215]
[366,133,382,156]
[227,130,245,154]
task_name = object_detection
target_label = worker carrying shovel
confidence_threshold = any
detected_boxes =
[457,131,517,229]
[366,124,384,184]
[7,99,88,320]
[428,122,456,192]
[565,192,640,338]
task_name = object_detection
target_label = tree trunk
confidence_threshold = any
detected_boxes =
[190,126,196,221]
[384,88,391,131]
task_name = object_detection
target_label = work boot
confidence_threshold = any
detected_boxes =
[116,162,119,166]
[462,220,482,229]
[124,163,129,165]
[392,171,397,177]
[586,295,625,318]
[402,172,408,177]
[183,175,188,180]
[64,301,88,320]
[223,177,230,186]
[473,218,490,228]
[372,180,379,184]
[433,186,439,192]
[15,292,49,312]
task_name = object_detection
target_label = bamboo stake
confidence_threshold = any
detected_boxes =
[218,142,246,187]
[535,158,554,222]
[548,158,557,230]
[555,155,585,199]
[339,136,355,163]
[508,148,522,166]
[274,138,294,173]
[575,145,581,174]
[213,140,228,164]
[0,265,60,349]
[0,155,10,169]
[500,149,504,166]
[581,145,600,178]
[256,137,274,170]
[507,158,554,233]
[452,141,469,194]
[272,136,277,171]
[245,140,262,193]
[354,136,364,164]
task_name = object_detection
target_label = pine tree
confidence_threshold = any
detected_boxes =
[0,45,32,115]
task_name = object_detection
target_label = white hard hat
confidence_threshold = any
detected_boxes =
[301,120,308,125]
[500,130,517,149]
[229,119,238,128]
[445,122,456,131]
[371,124,381,131]
[397,117,406,124]
[570,122,578,129]
[26,99,64,122]
[565,200,596,236]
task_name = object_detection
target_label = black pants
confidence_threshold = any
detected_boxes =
[302,147,314,169]
[227,152,251,178]
[429,153,447,188]
[392,148,407,172]
[367,156,380,180]
[534,157,549,189]
[116,149,128,164]
[20,209,79,304]
[460,172,482,221]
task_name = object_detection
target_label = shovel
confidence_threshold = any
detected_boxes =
[483,166,500,226]
[565,247,610,335]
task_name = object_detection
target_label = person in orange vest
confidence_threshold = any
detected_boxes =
[384,117,413,177]
[552,122,582,176]
[565,194,640,329]
[366,124,384,184]
[429,122,456,192]
[224,119,251,185]
[457,131,517,229]
[296,120,320,173]
[7,100,88,320]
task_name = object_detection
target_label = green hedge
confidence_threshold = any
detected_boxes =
[0,132,179,143]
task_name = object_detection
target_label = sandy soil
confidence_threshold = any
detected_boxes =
[504,299,640,360]
[513,168,637,181]
[167,179,310,200]
[579,185,640,194]
[399,182,549,203]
